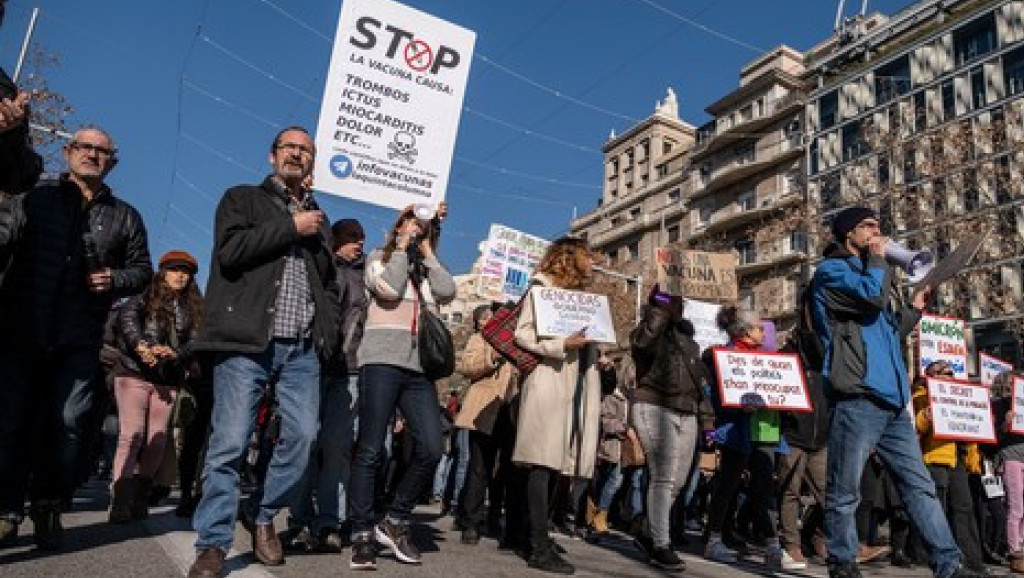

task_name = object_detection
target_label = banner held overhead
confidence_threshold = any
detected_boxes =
[314,0,476,210]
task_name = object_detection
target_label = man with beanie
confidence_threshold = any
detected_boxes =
[286,218,367,552]
[811,206,982,578]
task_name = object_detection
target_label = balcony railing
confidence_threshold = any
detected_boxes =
[693,91,807,156]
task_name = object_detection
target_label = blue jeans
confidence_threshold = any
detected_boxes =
[349,364,442,535]
[290,373,359,532]
[452,428,470,505]
[826,397,962,577]
[629,467,646,519]
[596,462,623,511]
[193,339,320,551]
[432,453,452,499]
[0,345,100,517]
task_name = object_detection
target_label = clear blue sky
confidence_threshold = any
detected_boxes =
[0,0,912,283]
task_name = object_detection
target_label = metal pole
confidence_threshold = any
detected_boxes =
[636,273,643,321]
[860,0,869,17]
[13,8,41,84]
[834,0,847,30]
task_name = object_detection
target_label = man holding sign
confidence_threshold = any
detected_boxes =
[811,206,981,578]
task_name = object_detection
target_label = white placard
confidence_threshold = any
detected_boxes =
[980,352,1013,386]
[927,377,996,443]
[683,299,728,354]
[711,348,811,412]
[477,224,550,303]
[1011,376,1024,434]
[313,0,476,210]
[531,287,616,344]
[917,314,968,379]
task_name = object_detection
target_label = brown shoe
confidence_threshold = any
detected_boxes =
[856,543,890,564]
[1010,551,1024,574]
[252,522,284,566]
[187,548,226,578]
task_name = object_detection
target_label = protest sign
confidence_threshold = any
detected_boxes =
[655,248,738,301]
[926,377,996,443]
[980,352,1013,386]
[531,287,616,344]
[710,348,811,412]
[916,232,989,289]
[917,314,968,379]
[683,299,728,354]
[477,224,550,303]
[313,0,475,210]
[1011,376,1024,434]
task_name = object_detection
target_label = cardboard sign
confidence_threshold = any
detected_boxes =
[683,298,728,354]
[477,224,550,303]
[655,248,738,301]
[711,348,811,412]
[917,314,968,379]
[980,352,1013,386]
[313,0,476,210]
[926,377,996,443]
[531,287,616,344]
[1010,376,1024,434]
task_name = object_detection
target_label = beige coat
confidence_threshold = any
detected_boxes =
[511,273,601,479]
[454,332,517,435]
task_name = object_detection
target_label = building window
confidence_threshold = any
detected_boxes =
[842,121,868,162]
[628,241,640,260]
[819,90,838,130]
[941,80,956,120]
[626,149,634,166]
[663,140,674,155]
[1005,47,1024,96]
[787,231,808,254]
[971,67,987,110]
[809,138,819,175]
[997,155,1012,205]
[933,179,947,214]
[965,168,980,211]
[735,238,756,265]
[611,216,623,226]
[734,143,755,165]
[954,13,996,66]
[887,104,901,133]
[699,163,712,183]
[607,250,618,265]
[738,190,756,211]
[668,188,681,203]
[640,140,650,160]
[784,171,800,193]
[878,155,890,188]
[699,205,712,225]
[656,164,668,178]
[667,224,680,243]
[630,207,641,221]
[914,92,926,132]
[903,144,917,184]
[875,56,911,104]
[740,104,753,122]
[821,175,840,211]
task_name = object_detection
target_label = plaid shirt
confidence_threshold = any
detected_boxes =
[270,182,315,339]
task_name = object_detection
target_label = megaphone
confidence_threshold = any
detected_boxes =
[884,240,934,284]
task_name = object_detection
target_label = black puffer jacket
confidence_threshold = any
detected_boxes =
[193,177,340,359]
[630,304,714,423]
[0,67,42,197]
[114,293,200,386]
[0,176,152,348]
[329,253,367,376]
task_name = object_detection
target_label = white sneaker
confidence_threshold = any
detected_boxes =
[780,547,807,570]
[705,537,738,563]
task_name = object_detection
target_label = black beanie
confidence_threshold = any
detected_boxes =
[331,219,365,246]
[831,206,877,242]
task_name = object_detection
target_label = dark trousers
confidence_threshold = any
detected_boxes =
[177,384,214,500]
[348,364,442,534]
[707,445,776,538]
[970,473,1007,556]
[0,344,100,516]
[458,403,514,532]
[527,466,557,549]
[929,462,985,571]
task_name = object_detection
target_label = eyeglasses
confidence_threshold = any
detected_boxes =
[275,142,314,157]
[69,141,116,158]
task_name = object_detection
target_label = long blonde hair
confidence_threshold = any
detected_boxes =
[536,236,591,290]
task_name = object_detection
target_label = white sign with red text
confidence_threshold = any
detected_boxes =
[927,377,996,443]
[711,348,811,412]
[314,0,476,210]
[918,314,968,379]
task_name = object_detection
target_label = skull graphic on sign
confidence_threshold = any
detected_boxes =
[388,131,418,165]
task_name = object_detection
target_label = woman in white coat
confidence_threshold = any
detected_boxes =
[512,236,603,575]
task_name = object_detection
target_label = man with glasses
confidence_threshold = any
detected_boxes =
[0,126,152,550]
[811,206,982,578]
[187,126,340,578]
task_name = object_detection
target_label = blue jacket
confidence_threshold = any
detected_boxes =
[810,247,921,409]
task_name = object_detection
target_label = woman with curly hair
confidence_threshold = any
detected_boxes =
[512,236,606,575]
[109,250,202,523]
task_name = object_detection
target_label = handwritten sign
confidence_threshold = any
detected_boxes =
[918,314,968,379]
[532,287,616,344]
[683,299,728,354]
[980,352,1013,386]
[927,377,996,443]
[477,224,550,303]
[655,248,738,301]
[1011,376,1024,434]
[711,348,811,412]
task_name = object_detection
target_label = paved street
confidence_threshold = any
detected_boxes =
[0,481,1000,578]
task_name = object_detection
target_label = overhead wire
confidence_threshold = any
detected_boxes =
[629,0,764,54]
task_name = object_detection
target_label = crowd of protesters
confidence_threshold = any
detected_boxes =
[0,18,1021,577]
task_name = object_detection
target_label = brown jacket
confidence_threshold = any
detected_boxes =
[454,332,518,435]
[598,388,629,463]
